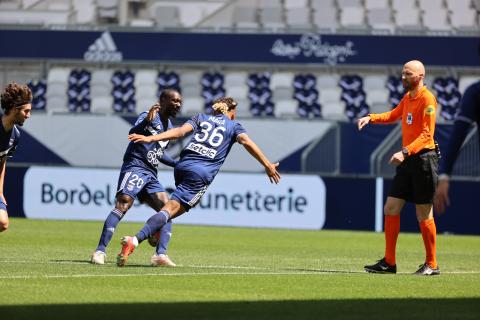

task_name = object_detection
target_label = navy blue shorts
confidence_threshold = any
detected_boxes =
[170,168,208,212]
[0,200,6,211]
[117,166,165,201]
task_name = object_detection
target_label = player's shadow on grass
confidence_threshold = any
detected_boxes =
[1,298,479,320]
[52,260,152,268]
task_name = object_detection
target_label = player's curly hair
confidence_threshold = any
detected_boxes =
[0,82,32,115]
[211,97,237,115]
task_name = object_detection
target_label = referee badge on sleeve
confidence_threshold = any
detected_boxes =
[424,105,435,115]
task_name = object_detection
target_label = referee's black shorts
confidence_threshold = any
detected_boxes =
[389,150,439,204]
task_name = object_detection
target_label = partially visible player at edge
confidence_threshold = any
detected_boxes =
[0,82,32,232]
[90,89,181,267]
[116,97,281,266]
[434,80,480,213]
[358,60,441,276]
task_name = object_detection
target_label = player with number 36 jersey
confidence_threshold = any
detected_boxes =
[117,97,280,267]
[178,113,246,184]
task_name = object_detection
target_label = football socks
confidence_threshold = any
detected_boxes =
[135,210,169,243]
[96,209,124,253]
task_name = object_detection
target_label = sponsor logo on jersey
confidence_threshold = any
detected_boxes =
[147,147,164,166]
[186,142,217,159]
[84,31,123,62]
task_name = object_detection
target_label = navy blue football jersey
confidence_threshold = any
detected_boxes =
[177,113,246,183]
[123,111,173,173]
[0,116,20,161]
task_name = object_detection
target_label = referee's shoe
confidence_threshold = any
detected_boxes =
[413,262,440,276]
[364,258,397,274]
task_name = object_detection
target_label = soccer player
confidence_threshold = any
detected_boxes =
[434,81,480,213]
[358,60,440,276]
[90,89,182,266]
[0,82,32,232]
[116,97,281,266]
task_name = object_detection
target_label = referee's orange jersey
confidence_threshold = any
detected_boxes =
[369,86,437,155]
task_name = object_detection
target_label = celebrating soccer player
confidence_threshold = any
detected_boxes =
[90,89,181,267]
[116,97,281,267]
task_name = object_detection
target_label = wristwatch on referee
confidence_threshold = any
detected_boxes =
[401,147,409,157]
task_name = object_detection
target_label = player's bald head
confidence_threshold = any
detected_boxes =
[403,60,425,77]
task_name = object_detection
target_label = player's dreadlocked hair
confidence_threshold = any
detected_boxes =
[211,97,237,115]
[0,82,32,115]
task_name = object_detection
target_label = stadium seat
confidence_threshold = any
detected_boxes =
[136,97,157,113]
[422,8,451,32]
[286,7,312,29]
[97,0,119,20]
[365,0,389,9]
[235,98,252,117]
[312,6,338,31]
[0,0,20,10]
[181,84,200,98]
[224,72,248,87]
[445,0,471,10]
[90,96,114,114]
[46,96,68,114]
[152,5,180,28]
[135,86,157,100]
[73,0,95,24]
[233,6,259,29]
[367,8,394,33]
[260,7,285,30]
[258,0,282,8]
[47,0,72,11]
[274,99,298,118]
[450,8,478,31]
[316,74,340,90]
[284,0,309,9]
[48,68,70,84]
[395,7,423,31]
[392,0,416,10]
[338,0,363,7]
[418,0,445,11]
[273,87,294,101]
[340,7,366,29]
[363,74,388,91]
[181,97,204,116]
[28,79,47,111]
[134,70,157,87]
[311,0,336,9]
[270,72,294,89]
[319,87,341,106]
[181,71,202,87]
[366,89,389,107]
[226,86,249,100]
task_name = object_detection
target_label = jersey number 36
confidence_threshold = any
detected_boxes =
[194,121,226,147]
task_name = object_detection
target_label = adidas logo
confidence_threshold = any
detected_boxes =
[84,31,123,62]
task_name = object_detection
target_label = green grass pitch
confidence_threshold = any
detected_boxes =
[1,218,479,320]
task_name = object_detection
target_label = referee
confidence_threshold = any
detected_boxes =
[358,60,440,276]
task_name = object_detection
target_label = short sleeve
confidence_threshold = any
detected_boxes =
[233,122,247,139]
[186,114,201,131]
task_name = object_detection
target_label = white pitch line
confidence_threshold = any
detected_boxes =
[1,270,480,280]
